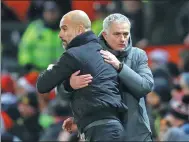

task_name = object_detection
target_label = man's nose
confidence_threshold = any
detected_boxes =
[58,32,63,39]
[120,35,125,42]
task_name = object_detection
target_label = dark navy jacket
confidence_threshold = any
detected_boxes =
[36,31,127,132]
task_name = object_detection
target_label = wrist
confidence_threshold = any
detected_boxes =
[117,62,123,73]
[63,80,74,92]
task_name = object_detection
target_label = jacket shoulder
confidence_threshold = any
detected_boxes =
[130,47,148,61]
[131,47,147,56]
[29,19,43,26]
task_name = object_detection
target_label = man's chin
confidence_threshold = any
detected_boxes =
[118,48,125,51]
[62,43,67,49]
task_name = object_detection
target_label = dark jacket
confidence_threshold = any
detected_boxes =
[36,31,127,132]
[58,33,154,141]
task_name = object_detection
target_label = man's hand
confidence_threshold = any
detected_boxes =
[70,70,93,89]
[62,117,78,133]
[100,50,120,70]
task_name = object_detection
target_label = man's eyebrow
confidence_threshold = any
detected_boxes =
[60,25,67,29]
[114,31,129,34]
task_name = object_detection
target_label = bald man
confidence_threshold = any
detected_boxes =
[36,10,127,141]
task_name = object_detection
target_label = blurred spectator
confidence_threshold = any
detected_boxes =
[27,1,45,21]
[18,1,64,71]
[1,111,15,133]
[170,72,189,112]
[8,93,43,142]
[1,132,22,142]
[27,0,72,21]
[147,77,171,139]
[16,71,39,97]
[91,2,114,36]
[39,99,72,141]
[162,96,189,141]
[1,74,18,108]
[176,2,189,47]
[150,0,185,45]
[149,49,169,71]
[184,34,189,47]
[166,62,181,84]
[1,2,20,22]
[117,0,149,48]
[1,111,21,142]
[179,48,189,72]
[180,72,189,95]
[38,90,56,129]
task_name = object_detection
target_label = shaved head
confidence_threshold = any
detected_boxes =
[60,10,91,30]
[59,10,91,48]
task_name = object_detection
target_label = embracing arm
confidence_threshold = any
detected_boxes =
[118,50,154,99]
[56,80,74,100]
[36,52,78,94]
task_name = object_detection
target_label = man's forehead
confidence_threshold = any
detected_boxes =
[59,18,64,28]
[59,17,67,28]
[110,22,130,32]
[112,22,130,28]
[59,16,73,28]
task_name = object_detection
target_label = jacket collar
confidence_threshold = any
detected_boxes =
[66,31,99,49]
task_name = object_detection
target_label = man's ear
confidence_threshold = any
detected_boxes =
[76,25,84,35]
[102,31,107,40]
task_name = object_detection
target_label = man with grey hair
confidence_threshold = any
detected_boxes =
[62,13,154,141]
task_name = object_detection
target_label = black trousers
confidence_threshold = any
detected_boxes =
[84,120,124,141]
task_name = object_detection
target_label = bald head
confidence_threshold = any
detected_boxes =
[62,10,91,30]
[59,10,92,48]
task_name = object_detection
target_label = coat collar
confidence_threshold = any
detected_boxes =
[66,31,99,49]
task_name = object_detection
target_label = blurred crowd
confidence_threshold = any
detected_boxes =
[1,0,189,141]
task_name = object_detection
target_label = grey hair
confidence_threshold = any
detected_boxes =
[103,13,131,32]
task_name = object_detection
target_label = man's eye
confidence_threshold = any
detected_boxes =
[123,33,128,37]
[114,33,120,36]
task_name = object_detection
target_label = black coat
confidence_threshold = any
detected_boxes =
[36,31,127,132]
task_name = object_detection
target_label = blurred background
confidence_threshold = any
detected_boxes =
[1,0,189,141]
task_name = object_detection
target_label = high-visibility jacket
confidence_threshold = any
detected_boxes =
[18,19,64,70]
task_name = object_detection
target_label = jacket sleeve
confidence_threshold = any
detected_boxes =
[36,52,78,94]
[55,77,75,100]
[118,50,154,99]
[56,82,73,100]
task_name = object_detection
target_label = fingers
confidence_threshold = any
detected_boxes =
[62,118,76,134]
[78,84,89,89]
[62,121,72,133]
[100,50,108,56]
[100,50,114,61]
[80,75,93,81]
[79,75,93,83]
[100,50,111,55]
[72,71,93,81]
[101,54,109,60]
[79,74,93,79]
[72,70,80,76]
[104,59,112,64]
[62,120,68,129]
[76,79,92,89]
[70,73,93,89]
